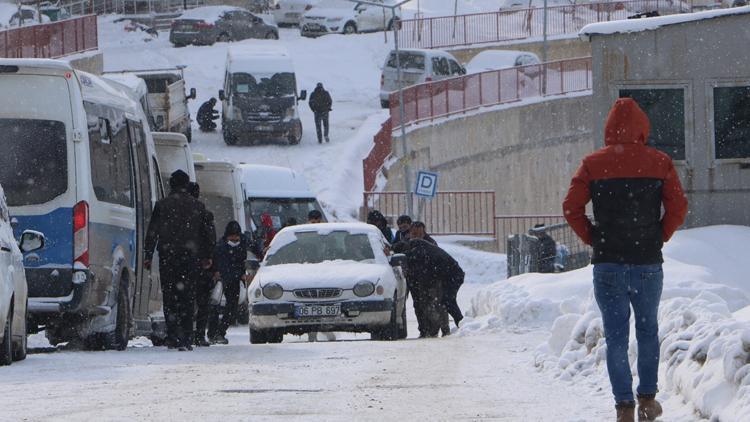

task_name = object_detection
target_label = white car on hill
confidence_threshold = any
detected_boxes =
[246,223,408,344]
[274,0,321,26]
[465,50,541,74]
[0,185,45,365]
[300,0,401,37]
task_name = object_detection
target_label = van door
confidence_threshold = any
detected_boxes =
[166,79,187,132]
[128,121,155,330]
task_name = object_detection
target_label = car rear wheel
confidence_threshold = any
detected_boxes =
[0,308,12,366]
[265,31,278,40]
[12,301,27,361]
[249,328,268,344]
[223,125,238,145]
[287,121,302,145]
[343,22,357,34]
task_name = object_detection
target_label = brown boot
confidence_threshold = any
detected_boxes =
[616,402,635,422]
[637,394,663,421]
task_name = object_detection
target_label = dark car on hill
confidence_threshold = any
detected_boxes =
[169,6,279,47]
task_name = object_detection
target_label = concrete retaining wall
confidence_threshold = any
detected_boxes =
[385,95,594,215]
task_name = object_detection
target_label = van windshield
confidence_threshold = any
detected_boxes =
[204,193,235,241]
[0,119,68,206]
[387,52,425,70]
[232,72,296,97]
[248,198,324,230]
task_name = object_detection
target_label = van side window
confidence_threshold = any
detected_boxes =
[449,60,463,75]
[432,57,450,76]
[130,121,154,229]
[88,112,134,207]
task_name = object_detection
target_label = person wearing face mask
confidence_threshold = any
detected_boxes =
[207,221,250,345]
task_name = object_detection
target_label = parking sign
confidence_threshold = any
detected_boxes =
[415,171,438,198]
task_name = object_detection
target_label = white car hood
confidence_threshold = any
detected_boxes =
[258,260,389,290]
[303,8,355,20]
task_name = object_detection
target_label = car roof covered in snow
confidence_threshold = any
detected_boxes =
[466,50,537,73]
[178,5,243,22]
[78,70,142,116]
[279,222,379,236]
[226,46,294,74]
[0,58,74,73]
[580,6,750,38]
[102,73,149,100]
[239,164,315,199]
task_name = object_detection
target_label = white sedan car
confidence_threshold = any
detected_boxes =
[247,223,408,344]
[273,0,320,26]
[300,0,400,37]
[0,185,44,365]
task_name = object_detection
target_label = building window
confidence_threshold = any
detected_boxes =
[713,86,750,160]
[619,88,685,160]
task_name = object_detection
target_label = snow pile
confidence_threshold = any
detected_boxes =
[491,226,750,420]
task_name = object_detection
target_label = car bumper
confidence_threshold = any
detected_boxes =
[226,119,299,139]
[250,299,394,332]
[170,32,212,45]
[28,270,94,315]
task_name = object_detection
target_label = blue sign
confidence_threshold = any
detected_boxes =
[415,171,438,198]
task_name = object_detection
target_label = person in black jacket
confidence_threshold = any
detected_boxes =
[392,239,454,338]
[394,215,412,243]
[208,221,250,345]
[197,98,219,132]
[188,182,217,347]
[410,221,437,246]
[309,83,332,143]
[145,170,215,351]
[367,210,393,244]
[532,224,557,274]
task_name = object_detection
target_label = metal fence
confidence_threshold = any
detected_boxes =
[0,15,98,59]
[389,56,591,129]
[397,0,692,49]
[363,191,496,237]
[61,0,204,15]
[363,118,392,192]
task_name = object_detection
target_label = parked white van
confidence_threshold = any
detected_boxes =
[219,46,307,145]
[240,164,326,236]
[0,59,166,350]
[153,132,196,194]
[194,159,247,238]
[380,49,466,108]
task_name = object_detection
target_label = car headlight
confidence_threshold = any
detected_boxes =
[285,107,295,119]
[353,281,375,297]
[262,283,284,300]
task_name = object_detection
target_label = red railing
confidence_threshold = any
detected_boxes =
[363,191,496,236]
[390,56,592,129]
[0,15,98,59]
[363,118,393,192]
[398,0,692,49]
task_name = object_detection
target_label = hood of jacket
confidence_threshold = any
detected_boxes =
[604,97,650,147]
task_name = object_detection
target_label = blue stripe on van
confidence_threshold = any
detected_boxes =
[13,208,73,268]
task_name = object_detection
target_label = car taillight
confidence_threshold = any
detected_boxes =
[73,201,89,268]
[196,21,214,29]
[305,4,313,10]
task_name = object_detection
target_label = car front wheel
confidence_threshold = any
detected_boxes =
[12,301,27,361]
[0,309,13,366]
[249,328,268,344]
[343,22,357,34]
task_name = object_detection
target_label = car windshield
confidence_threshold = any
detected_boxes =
[0,118,68,206]
[386,52,425,70]
[248,197,324,230]
[266,231,375,265]
[232,72,296,97]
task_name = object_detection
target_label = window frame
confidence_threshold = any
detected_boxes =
[613,82,692,165]
[707,79,750,165]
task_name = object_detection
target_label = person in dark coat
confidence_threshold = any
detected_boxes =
[309,82,332,144]
[145,170,215,351]
[367,210,393,244]
[394,215,412,243]
[392,239,453,338]
[188,182,217,347]
[532,224,557,274]
[410,221,437,245]
[208,221,250,344]
[197,98,219,131]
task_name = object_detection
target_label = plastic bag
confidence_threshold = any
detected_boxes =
[210,280,224,306]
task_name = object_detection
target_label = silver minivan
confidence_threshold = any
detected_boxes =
[380,48,466,108]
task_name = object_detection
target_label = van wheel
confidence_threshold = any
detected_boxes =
[223,125,238,145]
[287,122,302,145]
[12,301,27,361]
[112,280,131,351]
[249,328,268,344]
[0,308,12,366]
[343,22,357,34]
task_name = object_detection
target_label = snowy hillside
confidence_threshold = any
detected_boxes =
[466,225,750,420]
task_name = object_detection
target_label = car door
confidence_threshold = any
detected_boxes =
[242,12,264,38]
[216,12,237,40]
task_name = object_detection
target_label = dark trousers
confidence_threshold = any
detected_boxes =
[160,253,199,347]
[440,283,462,335]
[194,270,213,341]
[199,118,217,131]
[410,281,444,338]
[208,279,240,338]
[314,112,329,143]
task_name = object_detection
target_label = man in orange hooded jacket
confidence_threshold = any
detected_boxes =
[563,98,688,422]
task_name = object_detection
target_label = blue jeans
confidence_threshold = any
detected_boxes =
[593,263,663,404]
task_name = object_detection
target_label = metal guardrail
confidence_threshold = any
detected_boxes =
[396,0,693,49]
[389,56,592,129]
[362,118,392,192]
[60,0,204,16]
[0,14,98,59]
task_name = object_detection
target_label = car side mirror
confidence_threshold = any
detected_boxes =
[19,230,45,253]
[246,258,260,272]
[188,87,197,100]
[298,89,307,101]
[389,253,407,268]
[219,89,226,101]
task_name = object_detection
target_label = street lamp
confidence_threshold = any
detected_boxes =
[346,0,414,216]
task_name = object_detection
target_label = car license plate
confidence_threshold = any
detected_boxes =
[285,12,300,18]
[294,304,340,318]
[256,125,274,131]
